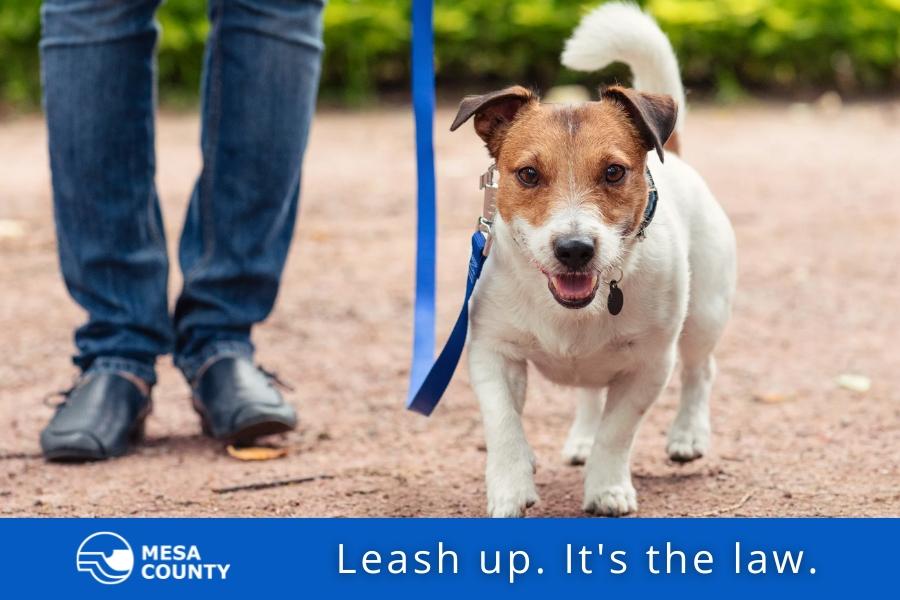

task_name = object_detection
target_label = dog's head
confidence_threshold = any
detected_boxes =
[451,86,677,309]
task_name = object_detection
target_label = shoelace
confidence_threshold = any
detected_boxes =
[257,365,295,392]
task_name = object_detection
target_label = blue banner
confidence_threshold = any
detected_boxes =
[0,518,894,598]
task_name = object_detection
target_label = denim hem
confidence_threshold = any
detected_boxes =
[176,340,254,384]
[87,356,157,386]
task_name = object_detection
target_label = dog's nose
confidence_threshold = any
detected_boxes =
[553,237,595,270]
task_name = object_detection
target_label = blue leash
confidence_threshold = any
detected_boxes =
[406,232,487,416]
[407,0,487,416]
[407,0,436,413]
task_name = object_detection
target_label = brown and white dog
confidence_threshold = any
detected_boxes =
[450,2,736,517]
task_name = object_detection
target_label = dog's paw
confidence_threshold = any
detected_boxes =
[486,468,539,518]
[583,482,637,517]
[562,433,594,465]
[488,489,539,518]
[666,423,710,463]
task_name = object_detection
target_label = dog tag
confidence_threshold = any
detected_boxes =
[607,281,624,316]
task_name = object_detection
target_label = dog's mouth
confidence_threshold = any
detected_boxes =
[546,272,600,309]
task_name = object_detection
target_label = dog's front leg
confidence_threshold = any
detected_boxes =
[469,343,537,517]
[583,348,676,516]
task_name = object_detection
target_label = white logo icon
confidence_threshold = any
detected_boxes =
[76,531,135,585]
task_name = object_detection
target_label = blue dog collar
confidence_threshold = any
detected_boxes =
[637,168,658,239]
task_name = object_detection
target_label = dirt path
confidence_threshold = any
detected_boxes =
[1,101,898,517]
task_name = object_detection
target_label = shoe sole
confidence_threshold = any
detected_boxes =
[195,401,295,445]
[225,417,295,445]
[43,447,110,462]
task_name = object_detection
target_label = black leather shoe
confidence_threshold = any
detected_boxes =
[40,373,151,462]
[192,357,297,443]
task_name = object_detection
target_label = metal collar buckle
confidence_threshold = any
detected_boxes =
[478,163,498,256]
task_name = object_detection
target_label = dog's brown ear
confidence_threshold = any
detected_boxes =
[450,86,537,156]
[602,86,677,162]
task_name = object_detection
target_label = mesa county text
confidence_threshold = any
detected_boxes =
[337,542,816,583]
[140,545,231,580]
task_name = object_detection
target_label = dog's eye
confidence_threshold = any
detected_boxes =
[516,166,540,187]
[604,164,626,183]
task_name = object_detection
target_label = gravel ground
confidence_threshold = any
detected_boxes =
[1,101,898,517]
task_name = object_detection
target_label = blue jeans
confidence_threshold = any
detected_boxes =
[40,0,324,384]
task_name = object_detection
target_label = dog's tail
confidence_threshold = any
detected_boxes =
[562,2,686,135]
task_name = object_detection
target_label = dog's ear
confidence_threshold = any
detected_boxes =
[602,86,677,162]
[450,86,537,156]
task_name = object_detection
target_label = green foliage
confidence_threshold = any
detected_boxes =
[1,0,898,108]
[155,0,209,104]
[646,0,900,94]
[0,0,41,106]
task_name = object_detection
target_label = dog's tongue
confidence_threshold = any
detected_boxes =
[552,273,597,300]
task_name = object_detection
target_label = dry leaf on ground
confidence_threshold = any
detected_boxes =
[753,392,793,404]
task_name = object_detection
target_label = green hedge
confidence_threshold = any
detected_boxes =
[2,0,899,108]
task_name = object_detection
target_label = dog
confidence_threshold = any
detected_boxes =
[449,2,737,517]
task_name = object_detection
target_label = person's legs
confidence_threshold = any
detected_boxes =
[174,0,324,381]
[41,0,170,386]
[40,0,166,460]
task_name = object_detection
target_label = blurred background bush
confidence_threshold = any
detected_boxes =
[1,0,899,110]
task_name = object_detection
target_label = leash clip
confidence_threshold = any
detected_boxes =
[478,163,498,256]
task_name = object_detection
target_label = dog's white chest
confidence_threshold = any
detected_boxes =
[523,320,642,387]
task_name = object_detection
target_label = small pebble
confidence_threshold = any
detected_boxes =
[835,374,871,393]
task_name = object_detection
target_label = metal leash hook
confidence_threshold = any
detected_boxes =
[478,163,498,256]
